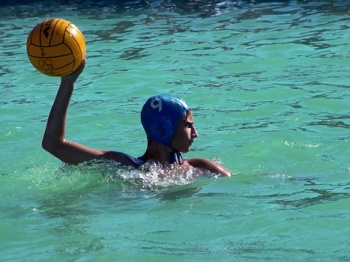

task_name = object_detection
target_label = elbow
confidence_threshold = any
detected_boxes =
[41,133,61,155]
[42,133,49,151]
[42,139,49,152]
[41,136,54,154]
[41,136,70,164]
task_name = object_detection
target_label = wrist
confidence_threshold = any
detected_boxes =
[60,78,75,90]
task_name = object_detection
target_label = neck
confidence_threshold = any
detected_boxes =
[143,141,177,164]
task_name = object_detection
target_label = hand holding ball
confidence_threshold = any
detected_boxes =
[26,18,86,77]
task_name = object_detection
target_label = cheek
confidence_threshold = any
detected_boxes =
[172,128,189,143]
[181,127,191,138]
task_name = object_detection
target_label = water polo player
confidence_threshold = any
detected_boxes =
[42,59,231,177]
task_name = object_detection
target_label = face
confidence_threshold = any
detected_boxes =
[171,110,198,153]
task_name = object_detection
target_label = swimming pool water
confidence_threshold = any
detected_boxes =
[1,0,350,261]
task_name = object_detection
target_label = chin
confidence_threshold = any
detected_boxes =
[183,147,191,153]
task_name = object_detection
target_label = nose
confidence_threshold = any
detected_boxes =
[192,126,198,138]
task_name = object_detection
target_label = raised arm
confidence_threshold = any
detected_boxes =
[42,59,132,165]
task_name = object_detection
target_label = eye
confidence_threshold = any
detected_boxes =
[185,121,194,128]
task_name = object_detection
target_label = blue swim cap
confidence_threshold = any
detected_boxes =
[141,94,190,146]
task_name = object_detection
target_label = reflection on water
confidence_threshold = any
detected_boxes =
[274,180,350,209]
[1,0,350,19]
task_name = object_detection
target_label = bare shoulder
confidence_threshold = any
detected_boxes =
[184,158,232,177]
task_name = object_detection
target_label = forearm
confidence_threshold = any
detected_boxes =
[42,79,74,150]
[42,59,85,154]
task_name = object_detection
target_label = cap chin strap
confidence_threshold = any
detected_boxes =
[169,145,184,165]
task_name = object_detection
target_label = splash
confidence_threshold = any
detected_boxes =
[105,160,203,191]
[36,159,219,193]
[120,162,199,190]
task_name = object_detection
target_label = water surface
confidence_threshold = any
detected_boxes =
[1,0,350,261]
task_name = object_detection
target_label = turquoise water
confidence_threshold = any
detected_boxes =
[1,0,350,261]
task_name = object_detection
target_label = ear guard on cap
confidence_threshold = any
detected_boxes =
[146,115,174,145]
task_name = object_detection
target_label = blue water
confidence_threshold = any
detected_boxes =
[1,0,350,261]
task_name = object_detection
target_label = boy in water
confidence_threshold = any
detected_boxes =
[42,59,231,177]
